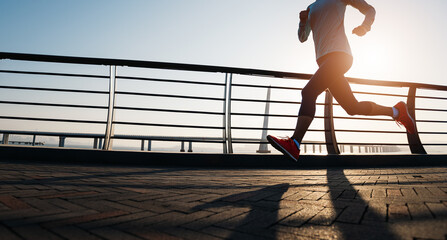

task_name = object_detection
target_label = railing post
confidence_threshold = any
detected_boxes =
[93,138,98,149]
[32,135,36,146]
[59,136,66,147]
[222,73,228,154]
[2,134,9,145]
[406,87,427,154]
[141,140,145,151]
[147,140,152,151]
[103,65,117,150]
[188,141,193,152]
[227,73,234,154]
[324,90,340,154]
[180,141,185,152]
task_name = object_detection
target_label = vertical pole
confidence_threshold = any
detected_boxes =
[2,134,9,145]
[32,135,36,146]
[59,136,66,147]
[188,141,193,152]
[141,140,145,151]
[406,87,427,154]
[180,141,185,152]
[324,90,340,154]
[227,74,234,153]
[147,140,152,151]
[257,86,272,153]
[103,66,117,150]
[222,73,228,154]
[93,138,98,149]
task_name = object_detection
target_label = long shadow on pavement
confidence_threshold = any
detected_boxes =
[327,168,397,240]
[192,183,290,239]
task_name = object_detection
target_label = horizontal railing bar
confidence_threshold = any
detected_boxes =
[336,142,410,146]
[418,143,447,146]
[230,113,395,123]
[419,132,447,134]
[0,70,109,79]
[352,91,407,98]
[0,100,108,109]
[415,108,447,112]
[231,140,326,144]
[0,85,109,95]
[415,119,447,124]
[231,98,306,105]
[334,129,405,134]
[333,116,394,122]
[415,95,447,101]
[232,83,303,91]
[2,52,447,91]
[0,130,104,138]
[231,112,299,118]
[116,75,226,87]
[114,106,224,116]
[113,121,224,130]
[113,135,225,143]
[0,52,313,79]
[347,77,447,91]
[231,98,298,104]
[115,91,224,102]
[0,116,106,124]
[230,126,323,132]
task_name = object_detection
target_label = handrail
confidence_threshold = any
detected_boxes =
[1,52,447,155]
[2,52,447,91]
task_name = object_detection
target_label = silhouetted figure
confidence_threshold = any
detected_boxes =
[267,0,416,161]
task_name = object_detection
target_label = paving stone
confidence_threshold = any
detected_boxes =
[308,207,341,226]
[49,226,103,240]
[0,224,22,240]
[126,228,183,240]
[407,203,433,220]
[388,204,411,222]
[44,210,128,228]
[0,195,31,210]
[0,161,446,239]
[12,225,64,240]
[336,204,367,224]
[279,204,324,227]
[89,227,142,240]
[425,202,447,218]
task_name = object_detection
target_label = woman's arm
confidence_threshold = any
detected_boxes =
[298,9,311,42]
[346,0,376,36]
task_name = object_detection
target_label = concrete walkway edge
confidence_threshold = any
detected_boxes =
[0,145,445,168]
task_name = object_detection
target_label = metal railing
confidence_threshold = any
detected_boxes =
[1,52,446,154]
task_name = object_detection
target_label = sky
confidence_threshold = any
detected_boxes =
[1,0,447,85]
[0,0,446,153]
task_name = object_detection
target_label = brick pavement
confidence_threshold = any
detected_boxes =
[0,160,446,240]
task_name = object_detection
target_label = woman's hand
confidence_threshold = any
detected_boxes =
[352,25,368,36]
[300,10,309,22]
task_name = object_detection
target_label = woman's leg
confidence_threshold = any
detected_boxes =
[328,77,393,117]
[291,54,347,143]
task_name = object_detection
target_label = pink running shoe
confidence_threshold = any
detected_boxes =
[394,101,416,134]
[267,135,300,162]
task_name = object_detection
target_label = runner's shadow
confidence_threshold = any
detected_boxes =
[192,183,290,239]
[327,168,397,239]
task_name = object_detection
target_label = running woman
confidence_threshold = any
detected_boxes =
[267,0,416,162]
